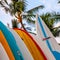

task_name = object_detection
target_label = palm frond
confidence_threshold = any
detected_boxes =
[0,1,10,13]
[58,1,60,3]
[0,0,27,15]
[22,5,44,18]
[27,19,35,24]
[0,1,5,7]
[23,14,36,19]
[54,14,60,19]
[27,5,44,14]
[4,0,8,5]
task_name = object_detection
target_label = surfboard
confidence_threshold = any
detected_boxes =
[36,14,60,60]
[9,28,34,60]
[0,43,9,60]
[0,22,24,60]
[30,33,55,60]
[37,16,60,52]
[0,30,15,60]
[15,28,47,60]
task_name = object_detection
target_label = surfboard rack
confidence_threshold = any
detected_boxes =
[43,37,51,41]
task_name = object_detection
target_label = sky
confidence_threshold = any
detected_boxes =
[26,0,60,12]
[0,0,60,27]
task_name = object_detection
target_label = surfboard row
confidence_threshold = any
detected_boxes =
[0,15,60,60]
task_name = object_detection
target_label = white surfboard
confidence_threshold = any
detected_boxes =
[36,14,60,52]
[36,14,60,60]
[30,33,55,60]
[9,28,34,60]
[0,43,9,60]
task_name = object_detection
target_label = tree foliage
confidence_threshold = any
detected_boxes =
[0,0,44,30]
[12,19,18,28]
[41,13,59,36]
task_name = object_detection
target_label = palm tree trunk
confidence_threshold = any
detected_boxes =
[17,12,27,31]
[20,20,26,31]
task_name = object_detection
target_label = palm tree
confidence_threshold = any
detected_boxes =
[0,0,44,30]
[41,13,55,30]
[41,13,58,36]
[51,12,60,22]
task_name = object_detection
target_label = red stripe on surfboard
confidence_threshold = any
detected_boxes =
[14,28,47,60]
[43,37,51,41]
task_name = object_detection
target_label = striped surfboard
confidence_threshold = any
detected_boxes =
[0,22,24,60]
[9,28,34,60]
[36,14,60,60]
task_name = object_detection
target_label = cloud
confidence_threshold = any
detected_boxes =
[0,8,12,27]
[54,22,60,27]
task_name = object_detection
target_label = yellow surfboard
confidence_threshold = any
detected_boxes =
[15,29,47,60]
[0,30,15,60]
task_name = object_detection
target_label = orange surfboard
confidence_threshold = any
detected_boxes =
[0,30,15,60]
[15,29,47,60]
[0,43,9,60]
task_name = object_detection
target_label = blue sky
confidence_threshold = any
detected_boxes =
[0,0,60,27]
[26,0,60,13]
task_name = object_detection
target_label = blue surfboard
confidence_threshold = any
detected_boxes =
[0,22,24,60]
[37,15,60,60]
